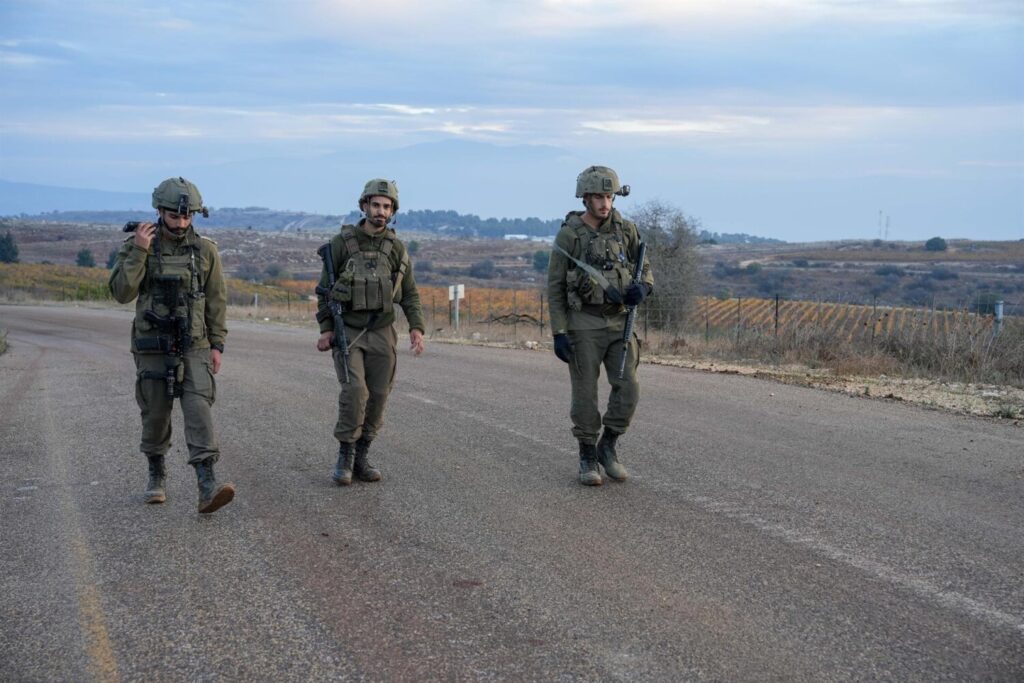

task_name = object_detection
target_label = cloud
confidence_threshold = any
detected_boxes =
[0,50,55,66]
[297,0,1022,43]
[958,160,1024,168]
[581,116,770,136]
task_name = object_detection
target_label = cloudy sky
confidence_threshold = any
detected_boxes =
[1,0,1021,241]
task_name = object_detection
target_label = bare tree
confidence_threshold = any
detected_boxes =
[627,200,701,333]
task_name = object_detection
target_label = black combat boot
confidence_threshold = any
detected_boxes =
[144,453,166,504]
[333,442,355,486]
[578,442,603,486]
[597,428,629,482]
[353,438,382,482]
[193,458,235,514]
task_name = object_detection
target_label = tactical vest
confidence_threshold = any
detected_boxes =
[132,232,207,353]
[330,226,408,314]
[564,216,633,311]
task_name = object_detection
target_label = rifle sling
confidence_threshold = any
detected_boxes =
[552,244,613,292]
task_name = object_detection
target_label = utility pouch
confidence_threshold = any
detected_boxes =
[565,269,584,311]
[133,335,172,354]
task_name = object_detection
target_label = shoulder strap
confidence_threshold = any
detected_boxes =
[378,233,395,259]
[340,225,360,258]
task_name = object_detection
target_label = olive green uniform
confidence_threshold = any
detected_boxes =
[547,209,654,444]
[109,225,227,464]
[316,220,425,444]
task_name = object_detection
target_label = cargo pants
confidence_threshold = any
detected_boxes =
[567,326,640,444]
[134,347,220,464]
[333,324,398,444]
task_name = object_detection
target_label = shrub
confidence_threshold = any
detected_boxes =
[925,236,948,252]
[0,231,18,263]
[469,260,496,279]
[75,249,96,268]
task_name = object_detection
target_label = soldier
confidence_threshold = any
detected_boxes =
[109,177,234,513]
[316,179,425,485]
[547,166,654,486]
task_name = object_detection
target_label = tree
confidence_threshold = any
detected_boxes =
[628,200,701,333]
[106,249,119,269]
[407,240,420,255]
[0,231,18,263]
[76,248,96,268]
[532,249,550,272]
[924,236,948,252]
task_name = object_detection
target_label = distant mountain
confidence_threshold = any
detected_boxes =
[0,179,150,214]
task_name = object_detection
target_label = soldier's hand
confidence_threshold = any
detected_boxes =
[210,348,222,374]
[604,286,623,305]
[133,222,157,251]
[317,331,334,352]
[553,334,572,363]
[409,329,425,356]
[624,282,650,306]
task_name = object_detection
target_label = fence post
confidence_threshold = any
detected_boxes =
[774,293,780,337]
[871,295,877,343]
[539,291,545,334]
[513,290,519,343]
[735,297,742,345]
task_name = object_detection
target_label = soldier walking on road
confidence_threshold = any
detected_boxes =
[109,177,235,513]
[316,179,425,485]
[547,166,654,486]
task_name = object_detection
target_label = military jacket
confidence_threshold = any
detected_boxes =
[108,225,227,352]
[316,220,425,334]
[546,209,654,334]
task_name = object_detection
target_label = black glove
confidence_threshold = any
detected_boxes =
[623,282,649,306]
[553,334,572,363]
[604,286,623,305]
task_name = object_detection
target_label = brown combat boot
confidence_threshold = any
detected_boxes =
[353,438,382,482]
[333,442,355,486]
[578,442,603,486]
[194,458,234,513]
[144,453,166,504]
[597,429,629,482]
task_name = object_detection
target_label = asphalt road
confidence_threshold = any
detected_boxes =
[1,304,1022,682]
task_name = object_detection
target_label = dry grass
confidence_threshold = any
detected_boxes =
[642,317,1022,388]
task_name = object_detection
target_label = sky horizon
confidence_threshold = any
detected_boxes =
[1,1,1022,242]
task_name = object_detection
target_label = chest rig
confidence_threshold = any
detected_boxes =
[565,216,633,310]
[330,226,408,314]
[131,229,207,396]
[132,230,206,344]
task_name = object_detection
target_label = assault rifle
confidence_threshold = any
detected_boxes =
[315,242,351,382]
[142,274,192,397]
[617,241,646,380]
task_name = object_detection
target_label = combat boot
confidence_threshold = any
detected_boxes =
[353,438,382,482]
[144,453,166,504]
[193,458,235,514]
[333,442,354,486]
[578,442,603,486]
[597,429,629,482]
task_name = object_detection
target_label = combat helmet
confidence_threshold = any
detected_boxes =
[359,178,400,213]
[575,165,630,198]
[152,177,208,217]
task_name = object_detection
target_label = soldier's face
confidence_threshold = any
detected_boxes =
[159,208,192,234]
[584,193,614,221]
[363,196,394,229]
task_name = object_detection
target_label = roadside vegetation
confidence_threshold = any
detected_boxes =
[2,215,1020,412]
